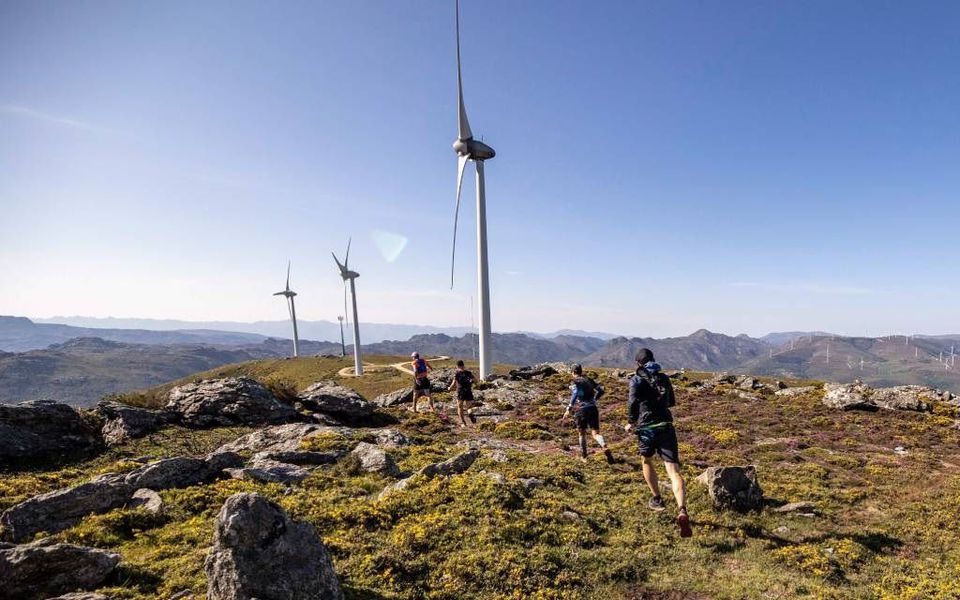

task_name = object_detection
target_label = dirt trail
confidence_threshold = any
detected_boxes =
[337,356,451,377]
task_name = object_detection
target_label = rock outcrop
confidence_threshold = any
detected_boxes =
[216,424,353,455]
[0,401,102,466]
[205,493,343,600]
[124,452,241,490]
[95,400,169,446]
[380,449,480,497]
[373,388,413,408]
[0,538,120,600]
[1,475,133,542]
[350,442,400,477]
[823,382,934,412]
[509,364,559,381]
[822,382,876,411]
[226,459,311,485]
[696,465,764,512]
[1,452,240,542]
[166,377,298,427]
[298,381,375,421]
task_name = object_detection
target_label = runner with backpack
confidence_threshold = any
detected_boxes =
[561,364,614,464]
[624,348,692,537]
[410,352,434,413]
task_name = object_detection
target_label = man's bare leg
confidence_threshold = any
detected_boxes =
[641,455,660,497]
[663,461,687,510]
[457,401,467,427]
[578,430,588,461]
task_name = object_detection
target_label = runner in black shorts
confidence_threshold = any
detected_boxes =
[448,360,476,427]
[411,352,434,413]
[561,364,614,464]
[625,348,691,537]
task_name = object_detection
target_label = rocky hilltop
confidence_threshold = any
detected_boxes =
[2,357,959,599]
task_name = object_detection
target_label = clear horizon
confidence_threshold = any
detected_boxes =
[3,1,959,338]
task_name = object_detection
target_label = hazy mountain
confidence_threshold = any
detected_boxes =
[363,333,608,365]
[760,331,835,347]
[32,316,473,347]
[0,336,345,407]
[0,316,268,352]
[739,335,960,391]
[582,329,770,370]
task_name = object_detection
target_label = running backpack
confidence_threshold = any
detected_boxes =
[414,358,428,376]
[638,370,675,408]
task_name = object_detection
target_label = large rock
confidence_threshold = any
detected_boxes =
[1,453,240,542]
[166,378,298,428]
[509,364,559,381]
[205,493,343,600]
[420,448,480,478]
[822,382,935,412]
[774,386,817,398]
[372,388,413,408]
[124,452,241,490]
[366,428,411,448]
[822,382,875,410]
[0,401,102,466]
[0,538,120,600]
[95,400,169,446]
[350,442,400,477]
[696,466,763,512]
[217,424,353,455]
[226,459,312,485]
[870,386,935,412]
[380,449,480,498]
[0,475,132,542]
[428,368,457,391]
[251,450,345,466]
[298,381,375,420]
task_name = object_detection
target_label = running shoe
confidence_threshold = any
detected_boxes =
[604,449,614,465]
[648,496,666,512]
[677,511,692,538]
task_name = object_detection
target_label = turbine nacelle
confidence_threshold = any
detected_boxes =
[453,137,495,161]
[273,290,297,298]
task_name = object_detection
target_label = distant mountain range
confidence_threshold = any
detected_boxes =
[3,315,959,407]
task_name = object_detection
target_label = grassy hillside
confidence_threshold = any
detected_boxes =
[114,354,480,409]
[3,365,960,599]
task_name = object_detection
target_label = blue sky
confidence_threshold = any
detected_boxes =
[1,0,958,338]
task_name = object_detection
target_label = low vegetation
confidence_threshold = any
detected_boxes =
[4,364,960,599]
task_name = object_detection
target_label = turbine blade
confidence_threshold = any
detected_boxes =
[456,0,472,141]
[287,297,293,322]
[451,154,470,289]
[345,237,352,269]
[332,252,345,273]
[286,260,291,291]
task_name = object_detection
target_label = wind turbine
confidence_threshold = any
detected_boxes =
[272,261,300,358]
[337,315,346,357]
[333,238,363,376]
[449,0,496,380]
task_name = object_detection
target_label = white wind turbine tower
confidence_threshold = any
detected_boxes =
[272,261,300,358]
[332,239,363,376]
[449,0,497,380]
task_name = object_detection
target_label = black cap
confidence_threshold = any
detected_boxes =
[635,348,654,365]
[572,363,583,375]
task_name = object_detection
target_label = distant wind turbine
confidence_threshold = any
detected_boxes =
[449,0,496,380]
[272,261,300,358]
[333,238,363,376]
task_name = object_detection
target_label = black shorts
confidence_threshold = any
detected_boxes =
[414,377,431,397]
[574,405,600,431]
[457,390,474,403]
[637,424,680,464]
